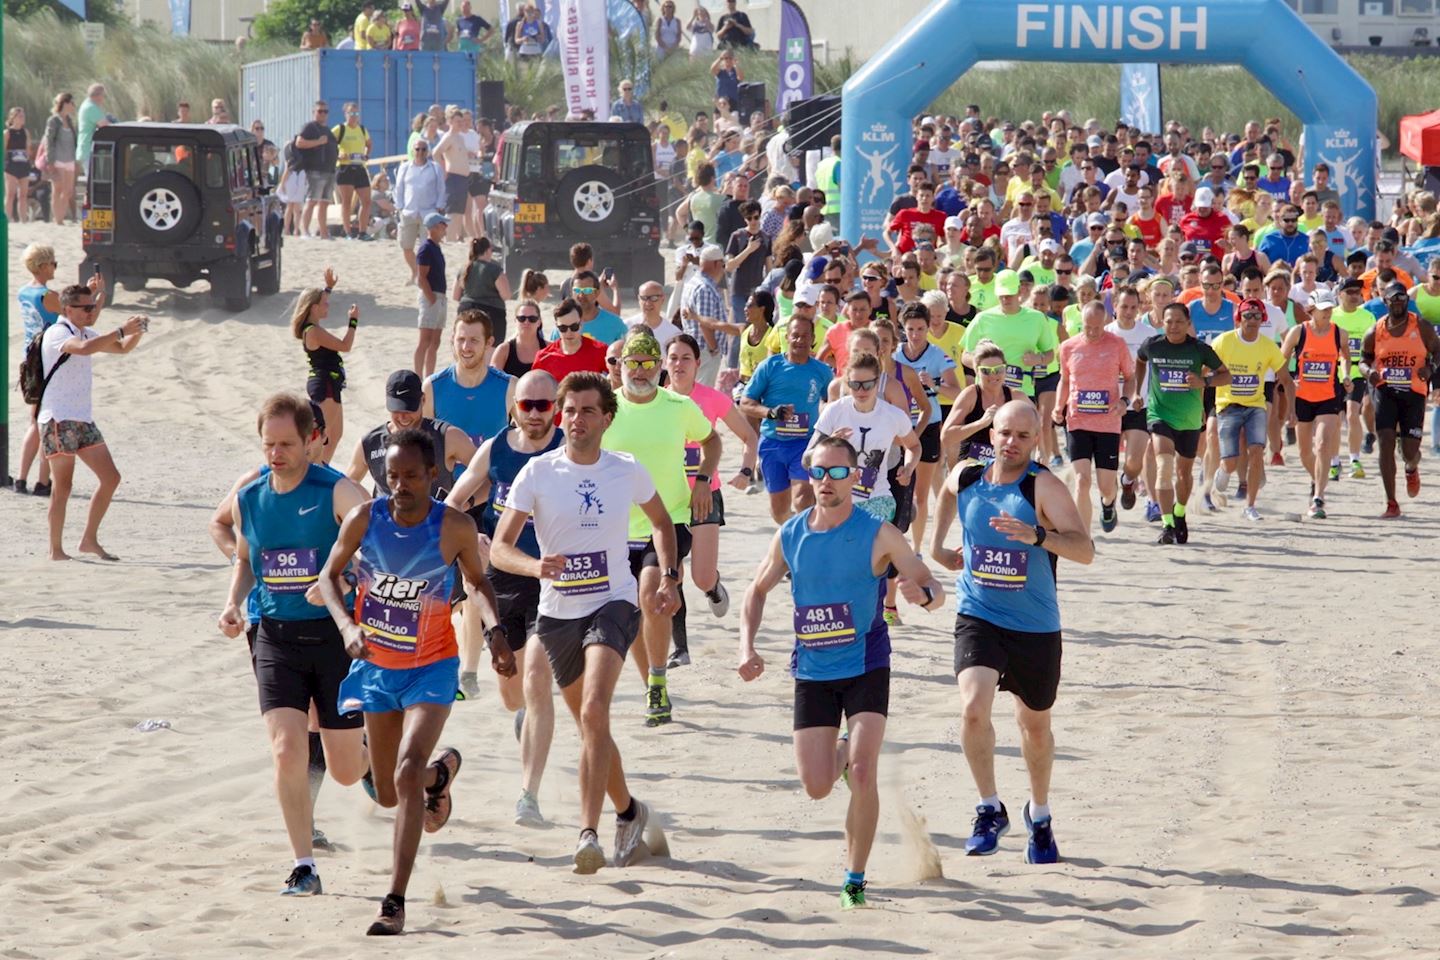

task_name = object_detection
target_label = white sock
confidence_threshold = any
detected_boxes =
[1350,453,1359,464]
[294,856,316,870]
[980,794,1001,812]
[1213,466,1231,494]
[1330,456,1341,467]
[1029,801,1051,822]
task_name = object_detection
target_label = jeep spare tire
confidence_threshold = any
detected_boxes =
[555,165,630,238]
[128,171,202,244]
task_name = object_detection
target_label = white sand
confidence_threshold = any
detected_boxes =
[4,220,1438,957]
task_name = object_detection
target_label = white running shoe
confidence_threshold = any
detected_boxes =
[515,790,545,827]
[1243,506,1261,521]
[613,799,651,867]
[573,831,606,874]
[706,580,730,618]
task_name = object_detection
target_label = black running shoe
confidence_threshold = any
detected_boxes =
[1119,477,1136,511]
[1100,501,1118,533]
[1174,514,1189,544]
[366,894,405,935]
[1156,526,1177,545]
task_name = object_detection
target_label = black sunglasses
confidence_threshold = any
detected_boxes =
[516,313,541,322]
[556,322,581,333]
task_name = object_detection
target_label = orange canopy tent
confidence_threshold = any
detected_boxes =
[1399,109,1440,166]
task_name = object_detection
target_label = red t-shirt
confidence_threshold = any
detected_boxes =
[1155,194,1192,228]
[533,337,608,383]
[959,222,1001,246]
[1180,210,1229,256]
[889,207,949,254]
[1133,212,1164,249]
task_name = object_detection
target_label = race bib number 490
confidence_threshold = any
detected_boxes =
[1075,389,1110,414]
[793,602,857,648]
[555,551,610,596]
[260,548,319,594]
[968,545,1029,590]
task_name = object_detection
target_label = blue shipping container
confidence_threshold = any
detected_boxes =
[240,50,477,163]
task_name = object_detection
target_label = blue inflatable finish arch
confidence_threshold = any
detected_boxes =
[841,0,1378,241]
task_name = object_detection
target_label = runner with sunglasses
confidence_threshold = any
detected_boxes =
[943,340,1017,464]
[1105,284,1161,520]
[739,435,945,910]
[447,371,564,826]
[1280,288,1349,519]
[812,352,922,524]
[602,327,722,726]
[1360,281,1440,518]
[626,280,683,349]
[491,371,678,875]
[491,299,546,379]
[533,298,609,385]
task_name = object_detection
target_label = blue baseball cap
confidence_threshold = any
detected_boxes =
[423,212,449,229]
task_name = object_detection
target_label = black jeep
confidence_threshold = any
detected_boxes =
[80,123,283,312]
[485,121,665,293]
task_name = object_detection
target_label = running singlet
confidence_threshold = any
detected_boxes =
[506,448,656,619]
[238,464,344,622]
[18,283,59,344]
[361,418,452,498]
[602,387,712,539]
[955,463,1060,634]
[893,342,956,426]
[352,497,457,670]
[1292,323,1344,404]
[484,426,564,555]
[430,366,512,447]
[682,383,733,492]
[1188,298,1236,344]
[780,507,890,681]
[1374,315,1429,395]
[1331,307,1374,378]
[744,354,834,442]
[959,386,1013,459]
[301,322,345,390]
[1138,334,1223,431]
[244,464,347,625]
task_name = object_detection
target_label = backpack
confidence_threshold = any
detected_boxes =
[19,330,70,407]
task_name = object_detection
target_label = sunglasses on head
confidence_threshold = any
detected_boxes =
[977,363,1007,376]
[516,398,553,413]
[846,377,878,391]
[623,358,659,370]
[807,465,853,480]
[556,322,581,333]
[574,286,597,295]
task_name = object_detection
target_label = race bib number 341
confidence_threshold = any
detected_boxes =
[968,544,1029,590]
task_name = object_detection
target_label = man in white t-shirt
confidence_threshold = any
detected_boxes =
[927,131,961,184]
[625,281,683,348]
[38,284,148,561]
[491,370,678,876]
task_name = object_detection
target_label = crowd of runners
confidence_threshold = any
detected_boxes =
[16,100,1436,933]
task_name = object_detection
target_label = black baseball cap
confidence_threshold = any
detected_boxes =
[1338,278,1364,292]
[1382,281,1409,301]
[386,370,423,412]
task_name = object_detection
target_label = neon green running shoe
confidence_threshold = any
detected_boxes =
[840,881,867,910]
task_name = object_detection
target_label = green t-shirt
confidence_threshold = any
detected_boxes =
[969,276,998,312]
[602,387,713,539]
[1137,334,1223,431]
[1332,306,1376,371]
[961,306,1059,396]
[1020,262,1057,288]
[76,98,106,166]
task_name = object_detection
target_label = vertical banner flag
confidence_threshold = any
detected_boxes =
[168,0,192,36]
[560,0,610,119]
[775,0,814,114]
[1119,63,1162,135]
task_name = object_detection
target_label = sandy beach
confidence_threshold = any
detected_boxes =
[4,219,1437,959]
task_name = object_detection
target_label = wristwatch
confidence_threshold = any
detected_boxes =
[663,567,681,582]
[695,472,711,484]
[920,584,936,608]
[1033,525,1048,547]
[483,624,507,646]
[739,466,754,479]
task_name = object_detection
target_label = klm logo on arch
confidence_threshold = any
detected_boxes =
[840,0,1378,242]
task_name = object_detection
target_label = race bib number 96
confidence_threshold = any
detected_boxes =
[260,548,319,594]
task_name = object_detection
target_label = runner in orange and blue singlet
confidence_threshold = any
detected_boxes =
[319,427,515,937]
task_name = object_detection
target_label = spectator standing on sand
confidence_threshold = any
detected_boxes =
[295,101,339,239]
[75,83,108,169]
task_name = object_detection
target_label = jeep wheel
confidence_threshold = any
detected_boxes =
[214,256,253,313]
[127,171,202,244]
[255,234,283,296]
[555,165,630,238]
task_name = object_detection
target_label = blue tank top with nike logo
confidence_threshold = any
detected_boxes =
[239,463,344,622]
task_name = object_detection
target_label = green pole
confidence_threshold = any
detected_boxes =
[1,9,10,488]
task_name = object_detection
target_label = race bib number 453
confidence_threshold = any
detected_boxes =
[555,551,610,596]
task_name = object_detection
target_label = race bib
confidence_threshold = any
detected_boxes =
[1383,365,1413,388]
[1075,389,1110,414]
[359,593,420,648]
[1229,373,1260,397]
[775,410,811,438]
[260,548,319,594]
[1348,336,1363,359]
[348,152,366,162]
[492,481,534,526]
[1157,367,1191,392]
[684,445,702,478]
[968,544,1029,590]
[555,552,610,596]
[965,441,994,460]
[9,149,26,163]
[853,464,880,500]
[1004,365,1027,390]
[793,602,857,648]
[1301,360,1333,382]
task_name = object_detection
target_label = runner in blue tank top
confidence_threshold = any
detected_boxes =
[217,394,371,898]
[446,370,564,826]
[931,400,1094,868]
[738,435,945,911]
[209,401,345,853]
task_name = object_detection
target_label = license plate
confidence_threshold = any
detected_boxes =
[85,209,114,230]
[515,203,545,224]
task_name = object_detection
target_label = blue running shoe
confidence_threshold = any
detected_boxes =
[964,802,1009,856]
[1023,802,1060,864]
[281,864,323,896]
[362,768,377,803]
[1144,500,1161,523]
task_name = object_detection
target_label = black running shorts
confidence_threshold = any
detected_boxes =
[1065,428,1120,470]
[487,567,538,651]
[793,667,890,730]
[251,616,363,729]
[953,613,1062,712]
[1374,386,1426,439]
[537,600,640,689]
[918,420,943,464]
[1148,420,1202,459]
